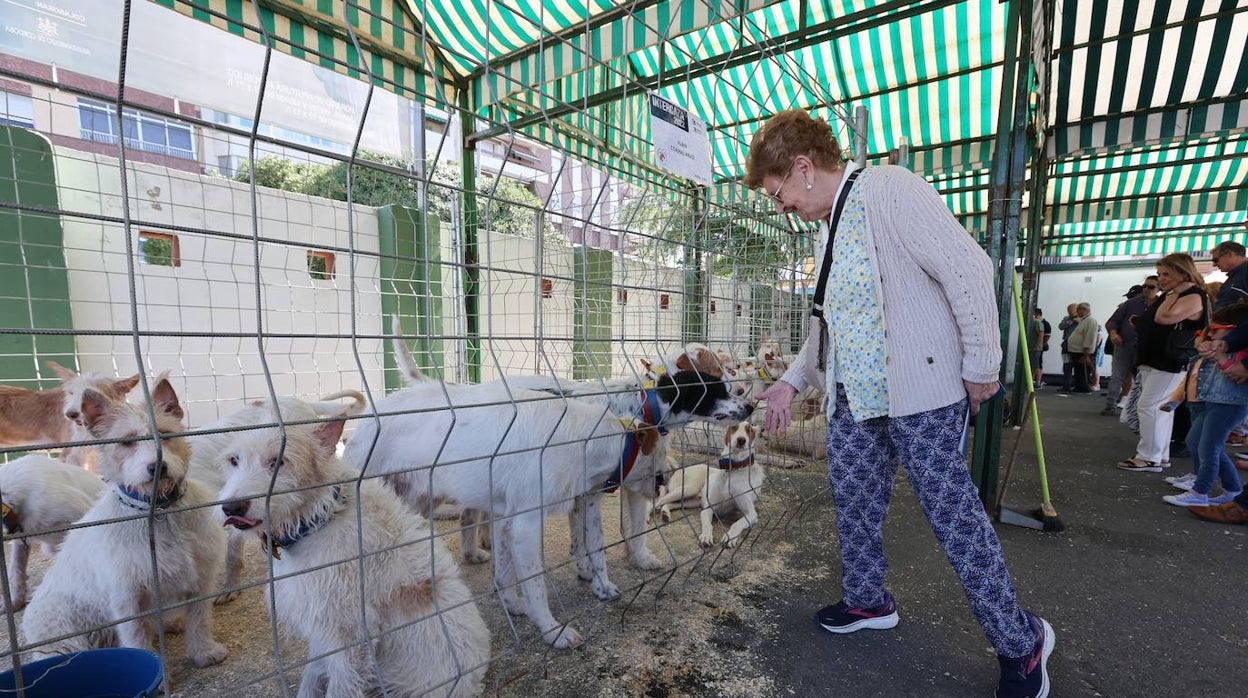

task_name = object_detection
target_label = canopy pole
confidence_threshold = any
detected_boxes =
[459,90,481,383]
[971,0,1034,506]
[852,105,869,167]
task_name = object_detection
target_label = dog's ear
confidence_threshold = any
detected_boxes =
[79,389,111,434]
[633,423,660,456]
[722,425,733,447]
[314,419,347,452]
[689,347,723,377]
[47,360,76,382]
[746,423,758,440]
[112,373,141,398]
[673,353,694,372]
[640,358,653,373]
[151,378,184,420]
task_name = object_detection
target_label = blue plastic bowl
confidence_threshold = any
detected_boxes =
[0,648,163,698]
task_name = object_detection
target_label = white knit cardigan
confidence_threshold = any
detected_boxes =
[783,164,1002,419]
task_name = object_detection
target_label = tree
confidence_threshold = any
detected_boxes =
[232,154,563,243]
[616,195,793,282]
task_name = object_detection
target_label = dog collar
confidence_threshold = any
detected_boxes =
[115,480,186,511]
[716,454,755,470]
[261,484,345,559]
[599,421,644,494]
[1,502,21,534]
[639,389,668,436]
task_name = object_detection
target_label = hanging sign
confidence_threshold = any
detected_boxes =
[649,93,712,187]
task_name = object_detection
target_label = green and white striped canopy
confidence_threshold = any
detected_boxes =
[160,0,1247,262]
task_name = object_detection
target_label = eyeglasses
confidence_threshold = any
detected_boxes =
[1212,255,1222,263]
[764,164,795,204]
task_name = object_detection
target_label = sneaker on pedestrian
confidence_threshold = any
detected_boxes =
[814,593,899,634]
[1099,405,1117,416]
[1163,490,1210,507]
[1210,490,1243,505]
[996,611,1054,698]
[1164,473,1197,491]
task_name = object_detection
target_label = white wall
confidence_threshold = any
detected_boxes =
[1032,268,1156,381]
[48,147,797,424]
[53,147,384,428]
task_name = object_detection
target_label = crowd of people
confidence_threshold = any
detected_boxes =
[1042,243,1248,524]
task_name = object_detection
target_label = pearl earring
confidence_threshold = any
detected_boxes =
[805,180,813,190]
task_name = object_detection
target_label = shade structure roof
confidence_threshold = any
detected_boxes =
[160,0,1247,261]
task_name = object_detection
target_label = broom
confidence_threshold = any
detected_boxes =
[996,271,1066,532]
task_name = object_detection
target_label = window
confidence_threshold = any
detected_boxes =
[710,300,717,314]
[78,99,195,160]
[659,294,670,310]
[0,91,35,129]
[540,278,553,299]
[616,289,628,305]
[736,303,743,317]
[138,232,180,267]
[307,251,336,280]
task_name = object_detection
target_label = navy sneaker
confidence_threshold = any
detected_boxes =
[996,612,1055,698]
[814,592,899,634]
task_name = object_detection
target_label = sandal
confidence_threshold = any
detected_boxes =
[1117,458,1162,473]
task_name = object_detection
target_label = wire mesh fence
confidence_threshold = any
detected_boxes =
[0,1,855,695]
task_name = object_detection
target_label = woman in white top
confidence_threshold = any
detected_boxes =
[745,110,1053,698]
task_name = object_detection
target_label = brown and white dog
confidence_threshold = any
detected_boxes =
[653,421,765,548]
[21,377,228,667]
[0,362,139,468]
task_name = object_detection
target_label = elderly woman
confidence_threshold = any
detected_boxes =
[1117,253,1209,472]
[746,110,1053,698]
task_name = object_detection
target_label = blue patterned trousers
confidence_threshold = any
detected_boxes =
[826,387,1036,657]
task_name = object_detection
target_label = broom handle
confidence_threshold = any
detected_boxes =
[1011,271,1053,505]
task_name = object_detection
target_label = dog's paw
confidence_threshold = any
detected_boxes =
[659,508,672,523]
[543,624,583,649]
[722,533,740,548]
[7,596,26,613]
[190,641,228,667]
[631,551,664,571]
[462,549,491,565]
[213,589,242,606]
[591,578,621,602]
[697,533,714,548]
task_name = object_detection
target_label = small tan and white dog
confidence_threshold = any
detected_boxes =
[653,421,765,548]
[20,378,229,668]
[0,361,139,468]
[217,404,491,697]
[0,454,105,610]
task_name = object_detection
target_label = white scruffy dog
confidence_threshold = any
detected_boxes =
[217,405,491,697]
[20,377,228,667]
[653,421,765,548]
[183,390,366,603]
[0,454,105,610]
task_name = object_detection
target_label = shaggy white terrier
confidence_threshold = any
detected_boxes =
[218,405,490,697]
[20,378,228,668]
[0,453,105,610]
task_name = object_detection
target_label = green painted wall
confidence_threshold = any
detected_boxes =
[573,246,612,380]
[0,127,76,387]
[377,205,443,392]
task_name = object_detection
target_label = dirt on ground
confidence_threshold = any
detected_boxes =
[2,437,827,698]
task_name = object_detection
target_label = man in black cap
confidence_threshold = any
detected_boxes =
[1101,276,1159,415]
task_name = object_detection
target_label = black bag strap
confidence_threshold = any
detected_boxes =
[811,168,862,320]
